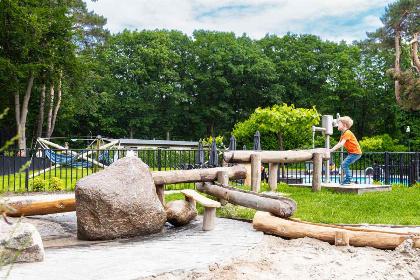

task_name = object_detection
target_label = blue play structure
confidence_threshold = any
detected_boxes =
[44,150,116,168]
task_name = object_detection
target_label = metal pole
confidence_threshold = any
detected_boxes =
[325,135,330,183]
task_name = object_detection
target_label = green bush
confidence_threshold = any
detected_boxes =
[31,177,46,192]
[359,134,408,152]
[49,177,63,191]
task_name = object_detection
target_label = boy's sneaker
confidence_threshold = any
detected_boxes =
[340,179,352,185]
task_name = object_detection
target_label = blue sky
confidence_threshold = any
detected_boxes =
[85,0,392,43]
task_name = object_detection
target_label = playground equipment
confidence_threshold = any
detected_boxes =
[223,148,330,192]
[312,114,340,183]
[253,211,420,250]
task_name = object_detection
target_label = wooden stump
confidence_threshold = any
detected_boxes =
[312,153,322,192]
[268,163,279,191]
[202,207,217,231]
[156,184,165,205]
[251,154,261,193]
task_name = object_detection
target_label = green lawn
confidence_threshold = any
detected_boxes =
[165,182,420,225]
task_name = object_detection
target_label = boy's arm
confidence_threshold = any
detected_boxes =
[330,139,346,152]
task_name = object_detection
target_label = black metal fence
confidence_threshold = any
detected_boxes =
[0,148,418,192]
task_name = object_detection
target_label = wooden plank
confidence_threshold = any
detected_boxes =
[196,182,297,218]
[253,211,417,250]
[180,189,221,208]
[152,165,247,185]
[223,148,330,164]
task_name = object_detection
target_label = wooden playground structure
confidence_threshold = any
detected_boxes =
[2,148,418,249]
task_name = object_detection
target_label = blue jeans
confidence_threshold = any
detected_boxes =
[341,153,362,182]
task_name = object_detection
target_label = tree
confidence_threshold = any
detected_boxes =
[368,0,420,110]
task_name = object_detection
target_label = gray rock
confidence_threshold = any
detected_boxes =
[0,221,44,263]
[76,156,167,240]
[165,200,197,226]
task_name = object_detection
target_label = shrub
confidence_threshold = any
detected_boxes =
[49,177,63,191]
[359,134,408,152]
[31,177,46,192]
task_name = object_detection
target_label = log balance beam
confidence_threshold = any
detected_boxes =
[181,189,221,231]
[253,211,420,250]
[223,148,330,193]
[3,165,246,217]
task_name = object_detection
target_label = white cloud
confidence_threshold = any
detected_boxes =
[85,0,391,42]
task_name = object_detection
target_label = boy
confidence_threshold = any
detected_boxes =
[329,116,362,184]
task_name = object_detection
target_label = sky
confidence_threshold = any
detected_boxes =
[84,0,393,43]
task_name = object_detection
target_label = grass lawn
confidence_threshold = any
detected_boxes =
[165,182,420,225]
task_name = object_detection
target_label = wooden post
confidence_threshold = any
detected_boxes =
[335,231,350,246]
[251,154,261,193]
[185,196,196,208]
[268,163,278,191]
[217,171,229,206]
[94,137,100,173]
[312,153,322,192]
[156,184,165,206]
[202,207,216,231]
[244,163,251,186]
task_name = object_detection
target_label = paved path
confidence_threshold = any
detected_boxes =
[1,212,263,280]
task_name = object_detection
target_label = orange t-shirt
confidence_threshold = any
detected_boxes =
[339,130,362,154]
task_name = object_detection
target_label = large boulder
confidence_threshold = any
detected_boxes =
[0,221,44,263]
[76,156,167,240]
[165,200,197,226]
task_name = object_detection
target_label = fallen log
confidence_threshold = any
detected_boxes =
[223,148,330,163]
[196,182,297,218]
[4,198,76,217]
[253,211,420,250]
[151,165,247,185]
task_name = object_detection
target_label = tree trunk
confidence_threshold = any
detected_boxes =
[50,69,62,135]
[45,84,55,138]
[277,130,286,178]
[129,127,133,139]
[394,29,402,106]
[412,33,420,71]
[14,71,35,150]
[166,130,170,140]
[36,79,47,141]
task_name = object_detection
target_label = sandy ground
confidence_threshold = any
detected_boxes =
[141,233,420,280]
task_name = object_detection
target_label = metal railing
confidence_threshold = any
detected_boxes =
[0,149,418,192]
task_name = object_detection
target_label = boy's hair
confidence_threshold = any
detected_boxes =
[338,116,354,128]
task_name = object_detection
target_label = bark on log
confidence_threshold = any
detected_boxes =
[152,165,247,185]
[253,211,418,250]
[223,148,330,163]
[196,182,297,218]
[4,198,76,217]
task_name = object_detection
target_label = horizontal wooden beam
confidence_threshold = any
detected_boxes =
[151,165,247,185]
[223,148,330,164]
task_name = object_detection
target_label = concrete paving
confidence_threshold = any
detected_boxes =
[1,212,263,280]
[289,183,392,194]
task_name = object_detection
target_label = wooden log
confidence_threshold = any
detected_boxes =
[244,163,251,186]
[335,231,350,246]
[251,154,261,193]
[156,184,165,205]
[223,148,330,164]
[312,153,322,192]
[5,198,76,217]
[253,211,417,250]
[217,171,229,206]
[152,165,247,185]
[202,207,216,231]
[196,182,297,218]
[268,163,278,191]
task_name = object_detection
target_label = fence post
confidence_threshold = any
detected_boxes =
[158,149,162,171]
[414,152,419,185]
[399,153,403,185]
[25,149,29,191]
[384,152,389,185]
